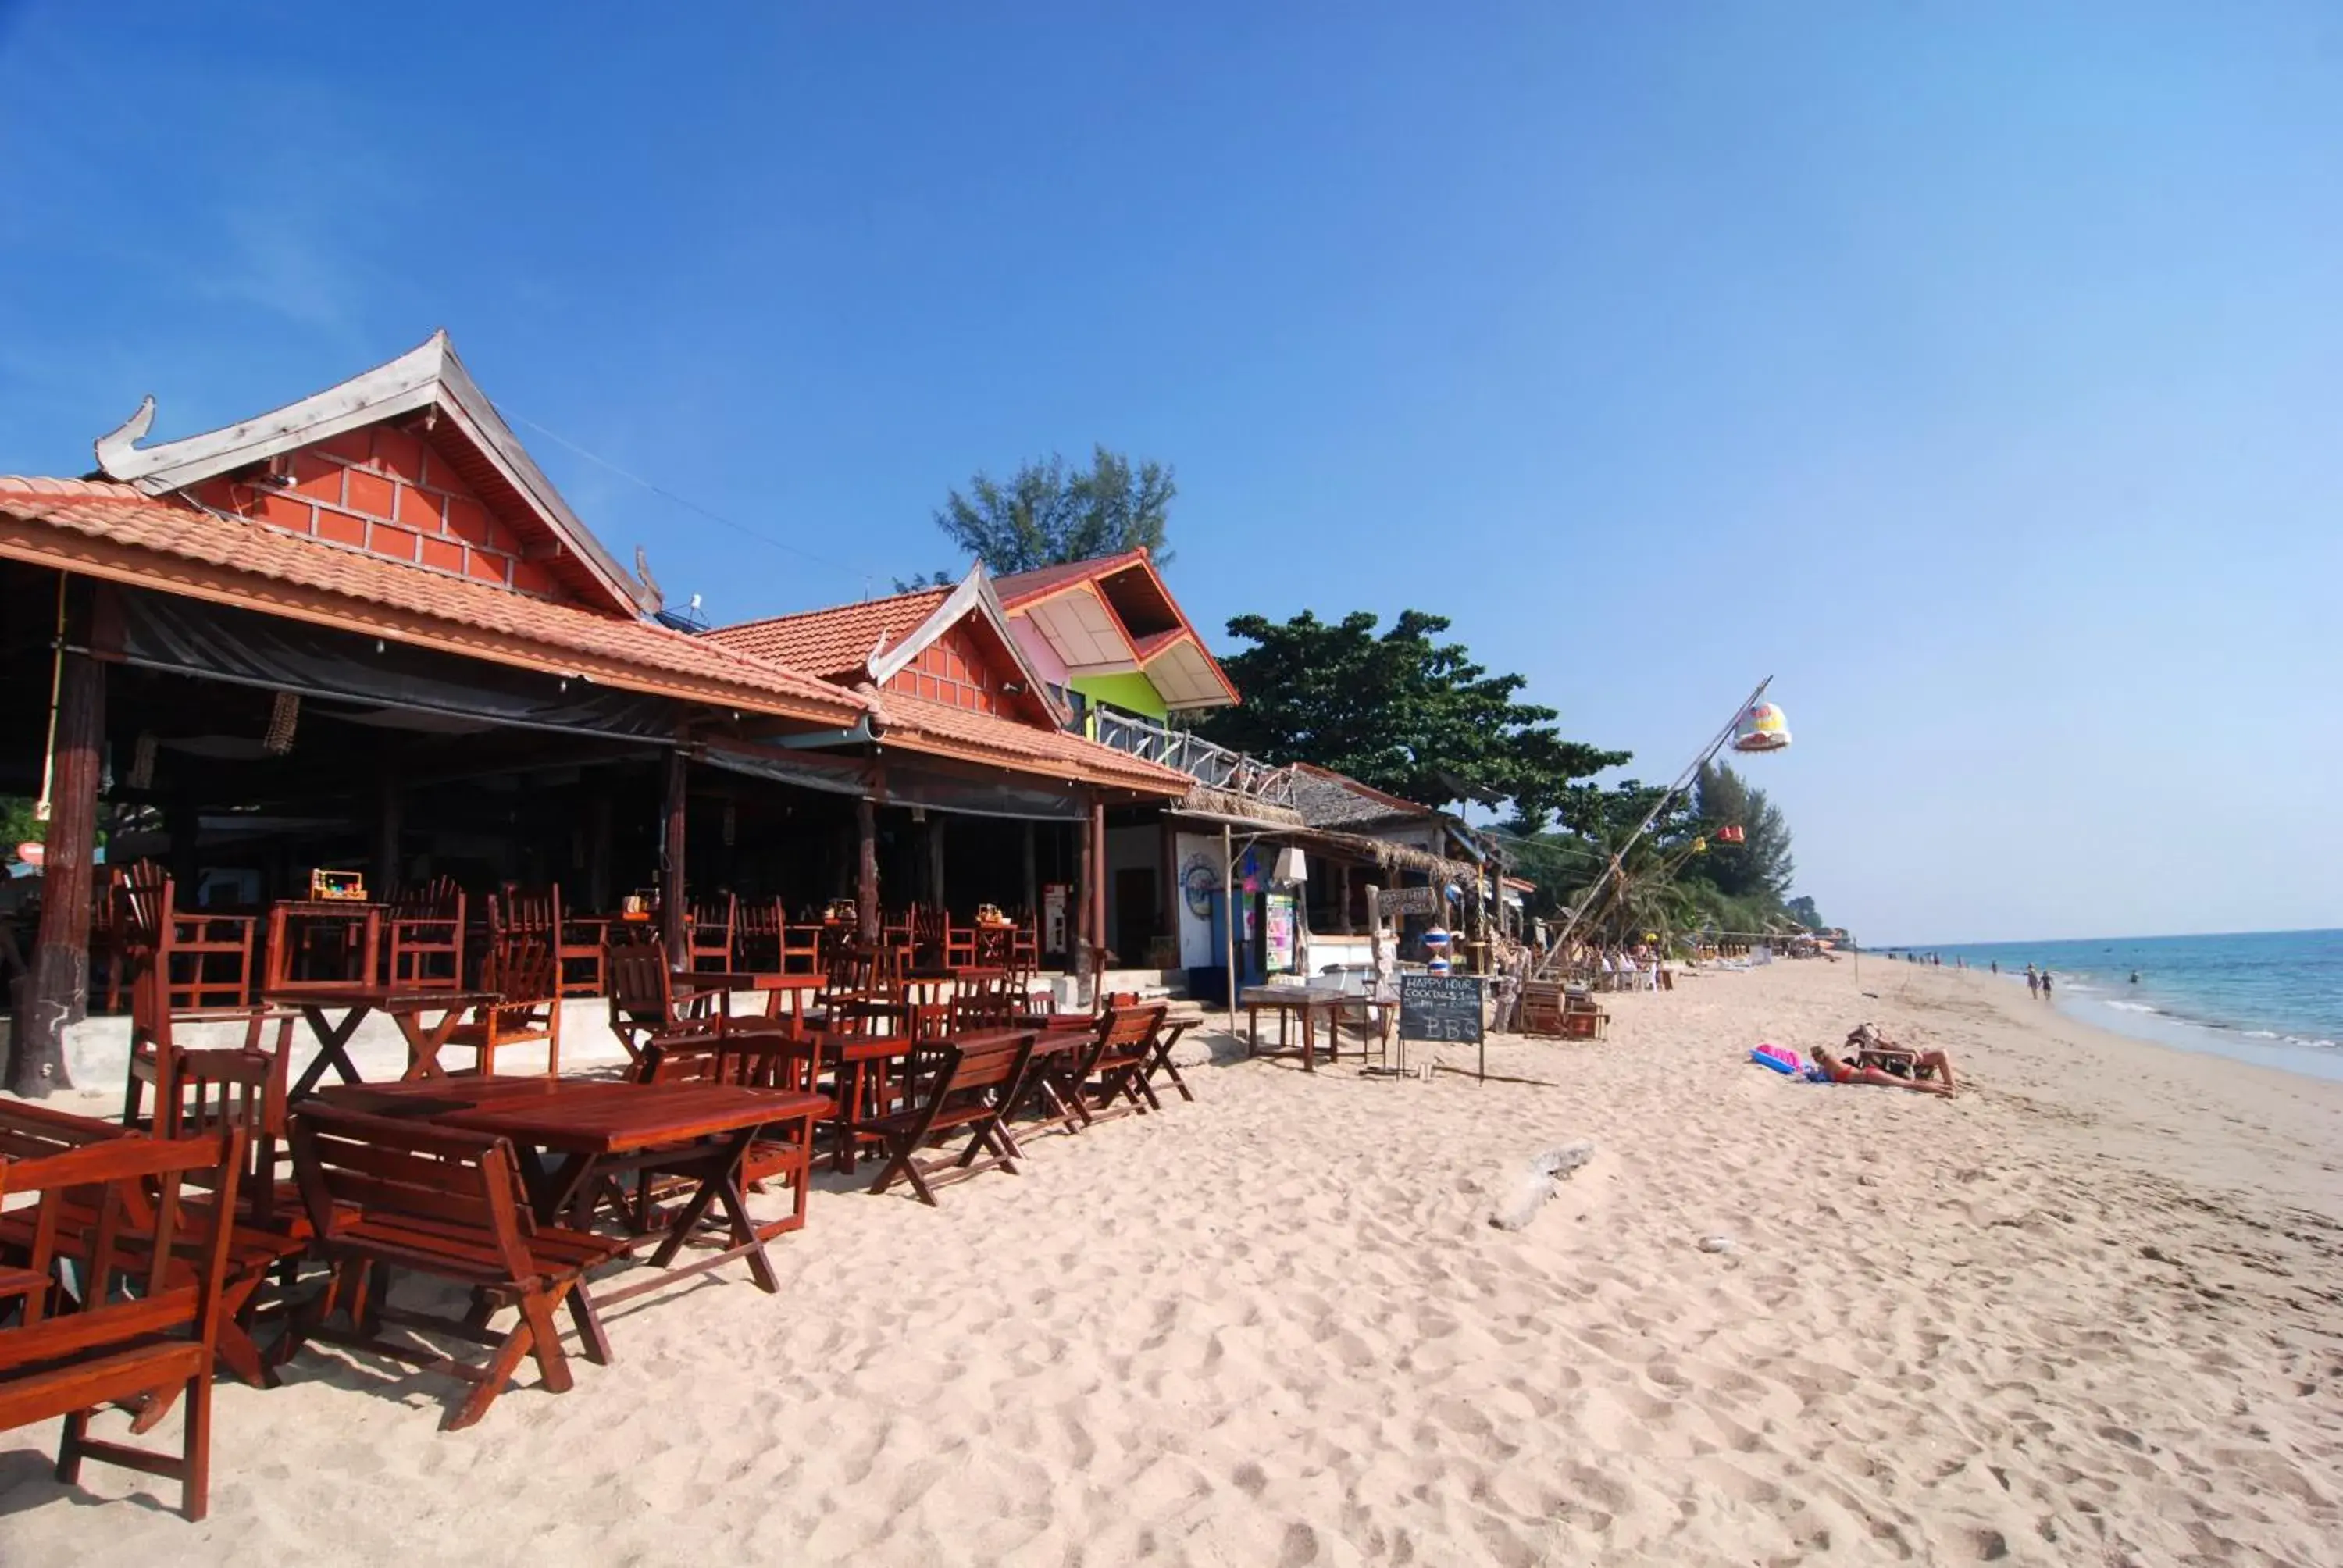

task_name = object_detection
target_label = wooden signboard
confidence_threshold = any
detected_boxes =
[1398,973,1484,1045]
[1377,885,1443,918]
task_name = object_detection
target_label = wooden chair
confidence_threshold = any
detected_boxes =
[283,1106,625,1431]
[0,1126,246,1521]
[605,939,722,1063]
[947,969,1018,1034]
[437,936,562,1077]
[636,1032,823,1240]
[555,889,608,999]
[943,915,976,971]
[686,893,736,973]
[865,1033,1038,1206]
[384,875,465,990]
[734,897,784,975]
[779,920,822,976]
[119,900,286,1135]
[124,1040,311,1432]
[908,904,947,970]
[119,861,257,1012]
[1075,1003,1169,1125]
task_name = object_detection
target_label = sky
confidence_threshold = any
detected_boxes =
[2,2,2339,945]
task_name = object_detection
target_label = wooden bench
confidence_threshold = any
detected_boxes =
[0,1127,245,1521]
[865,1034,1038,1206]
[283,1106,626,1430]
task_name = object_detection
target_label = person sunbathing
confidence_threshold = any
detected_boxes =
[1845,1023,1960,1089]
[1811,1043,1956,1096]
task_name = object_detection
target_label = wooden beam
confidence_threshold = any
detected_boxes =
[1021,819,1038,922]
[1090,793,1108,989]
[660,747,687,957]
[8,601,102,1096]
[927,815,946,910]
[855,793,879,943]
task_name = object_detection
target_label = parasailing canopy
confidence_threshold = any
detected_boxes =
[1731,701,1792,754]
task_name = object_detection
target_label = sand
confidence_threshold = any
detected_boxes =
[4,959,2341,1566]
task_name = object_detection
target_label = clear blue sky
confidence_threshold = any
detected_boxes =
[4,3,2339,944]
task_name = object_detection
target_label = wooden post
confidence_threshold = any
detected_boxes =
[1074,796,1095,996]
[1221,822,1237,1032]
[166,793,200,893]
[1089,793,1109,994]
[926,814,946,910]
[855,794,880,943]
[1336,861,1352,935]
[1157,813,1179,963]
[9,620,103,1096]
[661,747,688,958]
[374,776,403,899]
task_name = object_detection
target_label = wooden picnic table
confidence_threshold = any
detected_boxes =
[1240,984,1365,1074]
[263,985,501,1099]
[308,1077,823,1303]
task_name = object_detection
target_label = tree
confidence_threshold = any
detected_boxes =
[1783,894,1823,931]
[1685,761,1794,904]
[908,446,1176,587]
[1194,608,1628,828]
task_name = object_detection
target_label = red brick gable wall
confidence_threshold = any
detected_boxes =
[186,421,564,600]
[884,621,1006,713]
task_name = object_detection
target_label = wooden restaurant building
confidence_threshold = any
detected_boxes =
[0,333,1193,1088]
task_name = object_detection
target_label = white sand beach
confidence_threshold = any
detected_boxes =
[5,959,2341,1566]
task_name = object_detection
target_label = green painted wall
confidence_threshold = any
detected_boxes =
[1070,672,1170,724]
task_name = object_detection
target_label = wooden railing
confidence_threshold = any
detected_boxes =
[1089,710,1296,806]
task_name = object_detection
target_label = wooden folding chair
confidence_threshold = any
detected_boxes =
[1138,1016,1198,1105]
[865,1033,1037,1206]
[635,1032,823,1239]
[385,875,465,990]
[438,935,562,1076]
[1072,1003,1168,1127]
[127,1039,310,1431]
[605,939,722,1062]
[119,860,257,1011]
[0,1126,246,1521]
[686,893,736,973]
[284,1106,626,1431]
[734,897,785,976]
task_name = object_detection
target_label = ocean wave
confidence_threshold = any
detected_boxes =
[2102,1000,2159,1014]
[2244,1029,2281,1039]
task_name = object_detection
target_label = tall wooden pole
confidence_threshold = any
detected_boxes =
[1090,795,1108,985]
[1074,796,1095,996]
[9,602,102,1096]
[856,794,880,943]
[926,815,946,910]
[1021,819,1039,921]
[661,746,688,959]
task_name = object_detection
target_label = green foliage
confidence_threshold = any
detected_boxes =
[1194,608,1629,829]
[919,446,1176,583]
[1783,894,1823,931]
[1,796,41,849]
[1684,761,1794,904]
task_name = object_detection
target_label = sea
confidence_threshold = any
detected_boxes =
[1879,930,2343,1085]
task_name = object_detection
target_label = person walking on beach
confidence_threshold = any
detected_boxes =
[2025,963,2038,997]
[1991,960,1999,975]
[2040,969,2054,1001]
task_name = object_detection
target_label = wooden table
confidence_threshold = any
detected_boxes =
[746,972,826,1021]
[1241,985,1364,1074]
[264,985,499,1098]
[811,1032,917,1173]
[311,1078,824,1303]
[265,900,383,992]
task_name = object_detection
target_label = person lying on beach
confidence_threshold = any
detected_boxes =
[1846,1023,1960,1088]
[1810,1046,1955,1095]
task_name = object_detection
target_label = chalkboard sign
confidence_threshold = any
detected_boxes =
[1398,973,1484,1044]
[1377,886,1443,917]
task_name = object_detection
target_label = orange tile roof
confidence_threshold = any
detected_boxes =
[875,690,1193,795]
[706,589,951,678]
[0,477,867,722]
[990,550,1149,609]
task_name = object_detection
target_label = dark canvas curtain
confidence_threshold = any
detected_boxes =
[113,587,681,742]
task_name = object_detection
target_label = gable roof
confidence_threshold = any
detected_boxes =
[89,331,649,618]
[872,690,1193,796]
[707,586,951,679]
[0,476,866,724]
[709,568,1065,728]
[992,548,1237,710]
